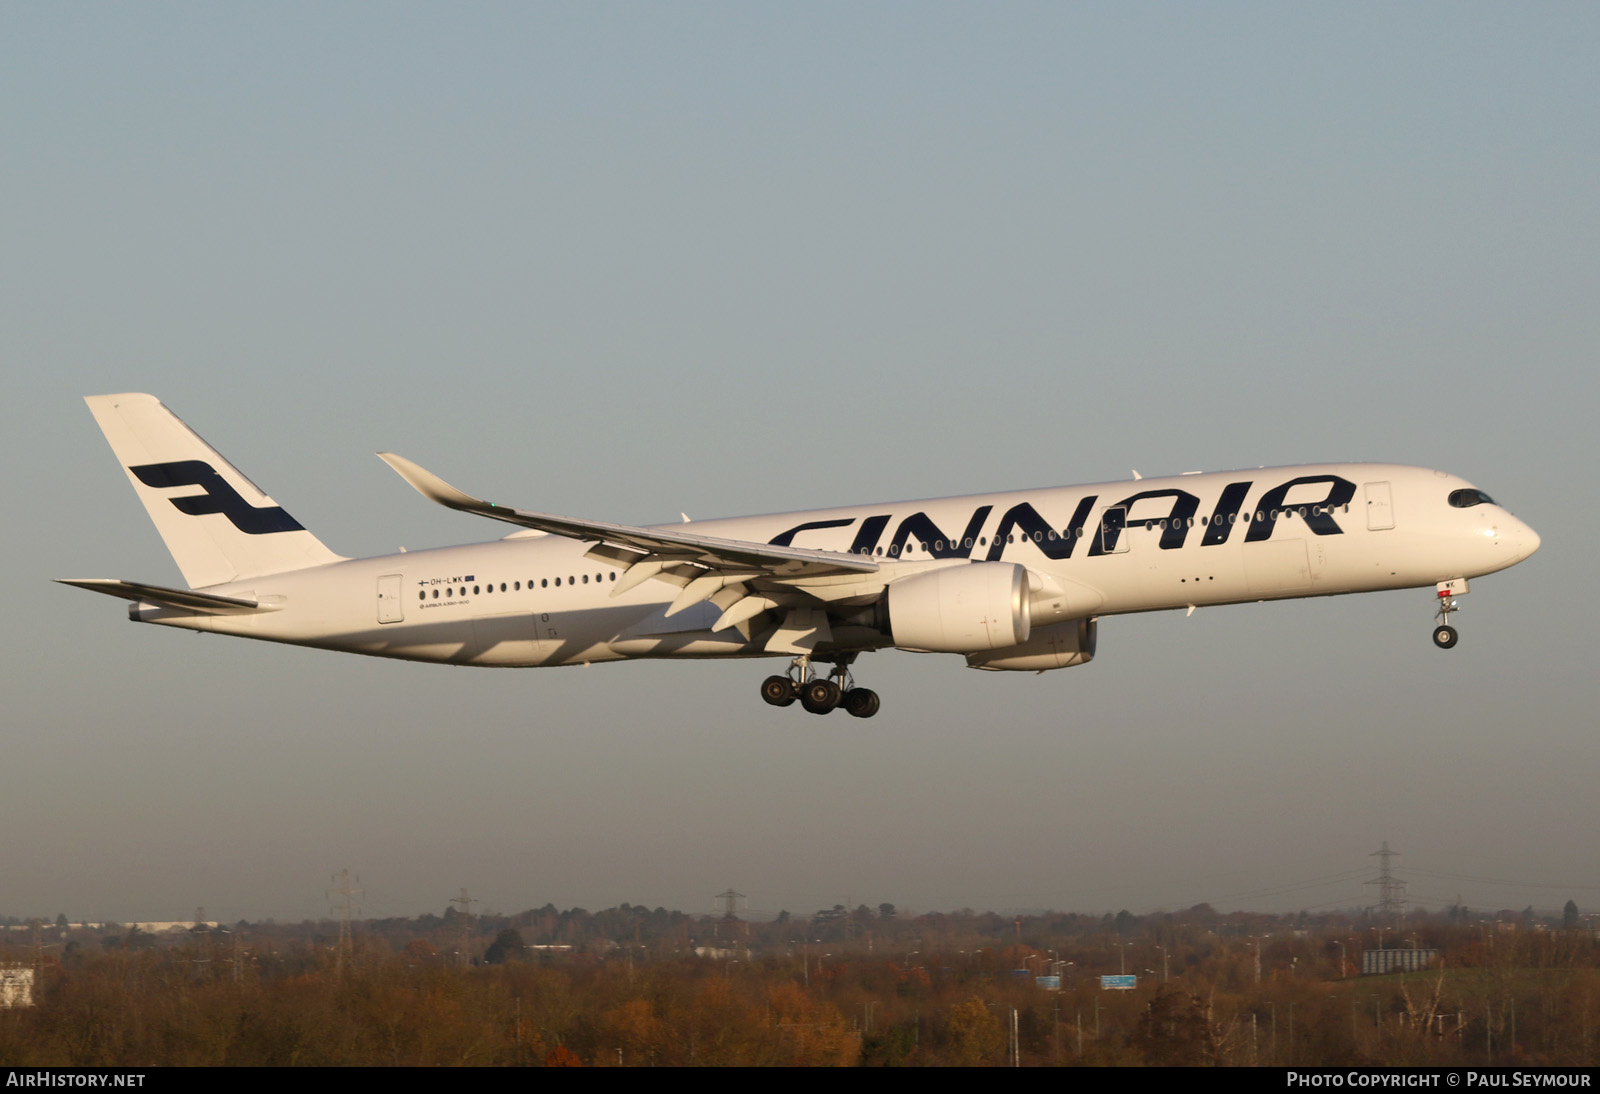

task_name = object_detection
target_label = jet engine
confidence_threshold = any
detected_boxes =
[964,618,1096,671]
[887,563,1030,652]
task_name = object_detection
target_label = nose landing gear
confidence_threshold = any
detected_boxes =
[1432,578,1468,649]
[760,655,879,717]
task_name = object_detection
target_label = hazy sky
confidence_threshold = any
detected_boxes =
[4,3,1596,925]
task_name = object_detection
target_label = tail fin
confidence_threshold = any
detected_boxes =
[85,393,345,588]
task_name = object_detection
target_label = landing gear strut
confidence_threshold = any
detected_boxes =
[1432,579,1467,649]
[759,655,879,717]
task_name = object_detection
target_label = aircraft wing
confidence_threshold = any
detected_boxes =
[378,453,880,584]
[379,453,886,644]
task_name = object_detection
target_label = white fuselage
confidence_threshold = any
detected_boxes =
[133,462,1540,669]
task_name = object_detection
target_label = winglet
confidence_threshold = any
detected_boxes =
[377,453,490,513]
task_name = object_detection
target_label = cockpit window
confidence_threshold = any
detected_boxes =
[1448,488,1496,508]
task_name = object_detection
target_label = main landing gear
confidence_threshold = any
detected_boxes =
[760,655,880,718]
[1432,579,1467,649]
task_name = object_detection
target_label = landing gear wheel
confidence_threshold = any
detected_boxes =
[800,679,842,715]
[1432,583,1466,651]
[842,688,880,719]
[761,675,797,707]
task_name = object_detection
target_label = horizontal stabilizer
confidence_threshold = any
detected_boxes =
[56,579,268,615]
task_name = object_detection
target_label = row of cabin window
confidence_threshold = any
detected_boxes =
[861,504,1353,555]
[418,572,618,600]
[414,502,1358,595]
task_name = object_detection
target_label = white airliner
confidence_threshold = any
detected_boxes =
[62,394,1540,717]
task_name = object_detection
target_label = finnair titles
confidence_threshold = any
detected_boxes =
[62,394,1541,718]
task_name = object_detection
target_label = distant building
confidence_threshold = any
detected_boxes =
[1,923,111,932]
[0,968,34,1008]
[1361,949,1438,975]
[128,922,218,933]
[694,946,743,960]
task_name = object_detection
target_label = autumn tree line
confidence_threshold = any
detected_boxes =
[1,902,1597,1066]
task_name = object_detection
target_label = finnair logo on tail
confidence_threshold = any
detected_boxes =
[129,460,305,535]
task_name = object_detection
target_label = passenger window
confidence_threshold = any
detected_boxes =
[555,578,561,587]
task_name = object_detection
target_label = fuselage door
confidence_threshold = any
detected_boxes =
[534,611,562,664]
[1099,506,1129,554]
[377,573,405,624]
[1365,482,1395,531]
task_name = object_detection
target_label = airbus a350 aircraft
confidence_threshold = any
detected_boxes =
[62,394,1540,717]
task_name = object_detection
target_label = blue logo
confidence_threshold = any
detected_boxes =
[130,460,304,535]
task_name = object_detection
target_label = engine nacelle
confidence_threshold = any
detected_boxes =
[964,618,1097,671]
[888,563,1030,653]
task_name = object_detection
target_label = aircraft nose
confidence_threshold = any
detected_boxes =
[1507,516,1541,563]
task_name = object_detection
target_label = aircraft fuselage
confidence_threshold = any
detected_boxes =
[130,462,1538,669]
